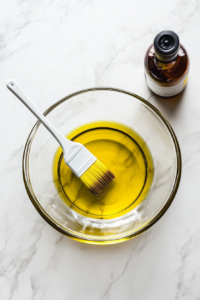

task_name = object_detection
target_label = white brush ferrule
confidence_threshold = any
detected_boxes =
[64,145,97,177]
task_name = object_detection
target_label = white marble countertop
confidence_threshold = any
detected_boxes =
[1,0,200,299]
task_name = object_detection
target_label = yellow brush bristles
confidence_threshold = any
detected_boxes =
[80,160,115,197]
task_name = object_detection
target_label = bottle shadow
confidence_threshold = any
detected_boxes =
[148,88,186,116]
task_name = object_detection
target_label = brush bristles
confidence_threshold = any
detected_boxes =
[80,160,115,197]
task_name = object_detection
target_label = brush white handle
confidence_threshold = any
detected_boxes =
[6,79,96,177]
[6,79,77,151]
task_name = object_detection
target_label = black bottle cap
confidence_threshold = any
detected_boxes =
[154,30,180,62]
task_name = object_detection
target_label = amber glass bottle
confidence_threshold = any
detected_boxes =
[144,30,189,97]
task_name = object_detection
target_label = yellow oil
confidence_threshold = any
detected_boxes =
[52,121,154,220]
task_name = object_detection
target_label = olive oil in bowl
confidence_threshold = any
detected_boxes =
[52,121,154,220]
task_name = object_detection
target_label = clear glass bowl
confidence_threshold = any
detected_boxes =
[23,88,181,244]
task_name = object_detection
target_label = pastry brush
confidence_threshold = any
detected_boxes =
[6,80,115,197]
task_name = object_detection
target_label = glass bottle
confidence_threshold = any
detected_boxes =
[144,30,189,97]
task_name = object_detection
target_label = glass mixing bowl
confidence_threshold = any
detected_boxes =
[23,88,181,244]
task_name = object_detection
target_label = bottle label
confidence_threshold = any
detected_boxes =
[145,70,189,97]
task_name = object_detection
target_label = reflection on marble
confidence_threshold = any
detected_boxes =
[1,0,200,299]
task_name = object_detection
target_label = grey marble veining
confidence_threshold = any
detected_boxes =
[1,0,200,299]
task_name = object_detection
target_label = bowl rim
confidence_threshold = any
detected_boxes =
[23,87,182,245]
